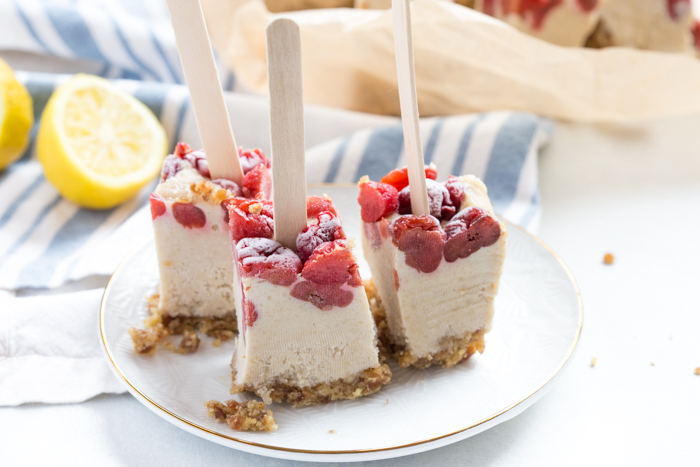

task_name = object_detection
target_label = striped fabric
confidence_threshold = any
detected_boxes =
[0,0,551,291]
[0,0,235,89]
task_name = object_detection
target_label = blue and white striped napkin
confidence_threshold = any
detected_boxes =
[0,0,550,406]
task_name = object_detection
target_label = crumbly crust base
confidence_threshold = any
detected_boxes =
[364,279,486,369]
[205,399,278,432]
[127,294,236,355]
[231,363,392,408]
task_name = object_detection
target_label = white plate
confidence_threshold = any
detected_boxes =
[100,185,582,463]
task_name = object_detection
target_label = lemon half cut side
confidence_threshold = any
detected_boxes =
[38,74,167,209]
[0,58,34,171]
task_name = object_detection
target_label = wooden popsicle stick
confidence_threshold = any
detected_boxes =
[266,18,308,251]
[392,0,429,217]
[164,0,243,185]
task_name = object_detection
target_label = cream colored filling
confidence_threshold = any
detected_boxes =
[233,277,380,390]
[153,165,235,318]
[361,175,506,359]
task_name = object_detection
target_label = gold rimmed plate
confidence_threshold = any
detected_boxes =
[100,185,582,463]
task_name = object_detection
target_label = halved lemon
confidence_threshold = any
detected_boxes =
[0,58,34,171]
[37,74,167,209]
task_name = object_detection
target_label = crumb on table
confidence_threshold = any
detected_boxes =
[694,367,700,376]
[205,400,278,432]
[590,357,597,368]
[603,253,614,265]
[329,430,336,434]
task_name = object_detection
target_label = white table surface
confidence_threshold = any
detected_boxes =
[2,75,700,464]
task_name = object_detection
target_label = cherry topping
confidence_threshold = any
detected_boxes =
[150,193,166,220]
[398,179,454,221]
[380,166,438,192]
[290,281,354,310]
[301,240,361,286]
[391,215,446,273]
[239,148,271,174]
[182,149,210,178]
[358,180,399,223]
[160,155,182,181]
[212,179,242,197]
[296,211,346,263]
[306,195,338,218]
[172,202,206,229]
[174,141,193,158]
[443,207,501,263]
[444,176,465,209]
[226,198,274,243]
[237,237,302,286]
[242,164,272,199]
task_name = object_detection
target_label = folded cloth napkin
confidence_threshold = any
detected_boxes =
[0,0,551,406]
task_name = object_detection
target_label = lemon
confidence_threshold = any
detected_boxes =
[0,58,34,171]
[37,74,167,209]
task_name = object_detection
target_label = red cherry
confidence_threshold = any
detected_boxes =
[174,141,193,158]
[391,215,445,273]
[397,179,454,221]
[150,193,166,220]
[236,237,302,286]
[296,212,346,263]
[443,207,501,263]
[212,179,242,197]
[445,176,465,209]
[380,166,438,192]
[243,299,258,328]
[358,181,399,223]
[160,155,182,181]
[301,240,359,285]
[242,164,272,199]
[226,198,274,242]
[238,148,270,174]
[306,195,338,218]
[290,281,354,310]
[183,149,210,178]
[172,202,206,228]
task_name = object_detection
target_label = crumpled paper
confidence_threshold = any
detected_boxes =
[203,0,700,123]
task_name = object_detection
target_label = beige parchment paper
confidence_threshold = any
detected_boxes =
[203,0,700,123]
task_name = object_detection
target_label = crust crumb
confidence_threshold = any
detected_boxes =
[329,430,336,434]
[603,253,614,265]
[128,324,169,356]
[175,330,200,354]
[130,294,237,355]
[694,367,700,376]
[205,400,278,431]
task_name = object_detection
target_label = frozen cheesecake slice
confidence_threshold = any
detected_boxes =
[358,167,506,369]
[149,142,271,336]
[474,0,603,47]
[586,0,695,53]
[228,196,391,407]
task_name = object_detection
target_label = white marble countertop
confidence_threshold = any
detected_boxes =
[3,111,699,466]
